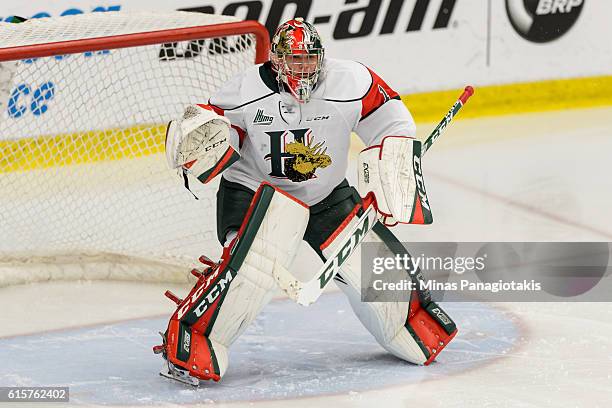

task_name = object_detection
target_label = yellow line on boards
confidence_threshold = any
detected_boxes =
[0,124,166,173]
[2,75,611,173]
[403,75,612,123]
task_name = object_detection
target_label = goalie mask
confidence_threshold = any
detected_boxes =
[270,18,324,103]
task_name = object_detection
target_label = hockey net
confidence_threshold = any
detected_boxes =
[0,11,270,286]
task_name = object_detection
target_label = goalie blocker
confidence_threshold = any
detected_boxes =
[359,136,433,227]
[155,183,309,385]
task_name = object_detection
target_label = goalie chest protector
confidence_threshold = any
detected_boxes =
[209,58,412,205]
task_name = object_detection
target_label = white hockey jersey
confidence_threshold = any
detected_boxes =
[208,58,416,205]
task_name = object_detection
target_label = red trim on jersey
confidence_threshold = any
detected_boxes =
[360,68,400,120]
[203,104,221,115]
[231,125,247,148]
[196,103,215,112]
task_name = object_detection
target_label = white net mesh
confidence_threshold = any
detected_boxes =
[0,12,243,47]
[0,11,263,286]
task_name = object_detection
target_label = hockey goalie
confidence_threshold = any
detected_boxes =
[154,18,458,386]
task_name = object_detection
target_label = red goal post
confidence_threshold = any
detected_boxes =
[0,12,270,287]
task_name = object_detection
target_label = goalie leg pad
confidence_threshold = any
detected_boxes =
[161,183,309,382]
[322,216,457,365]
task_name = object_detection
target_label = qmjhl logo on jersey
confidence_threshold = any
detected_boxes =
[253,108,274,125]
[506,0,584,43]
[264,128,331,182]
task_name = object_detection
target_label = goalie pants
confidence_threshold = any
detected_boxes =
[217,177,359,254]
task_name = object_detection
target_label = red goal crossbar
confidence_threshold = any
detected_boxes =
[0,20,271,64]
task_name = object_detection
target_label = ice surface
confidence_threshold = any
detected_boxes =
[0,293,519,405]
[1,108,612,407]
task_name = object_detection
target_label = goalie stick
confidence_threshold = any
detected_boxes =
[274,86,475,306]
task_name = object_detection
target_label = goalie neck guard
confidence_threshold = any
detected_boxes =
[270,18,324,103]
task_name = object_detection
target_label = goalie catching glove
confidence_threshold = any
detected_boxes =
[165,104,240,184]
[358,136,433,227]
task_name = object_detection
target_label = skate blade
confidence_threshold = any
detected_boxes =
[159,364,200,387]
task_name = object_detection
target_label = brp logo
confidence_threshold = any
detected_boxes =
[506,0,584,43]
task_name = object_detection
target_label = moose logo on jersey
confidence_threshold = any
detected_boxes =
[264,128,331,182]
